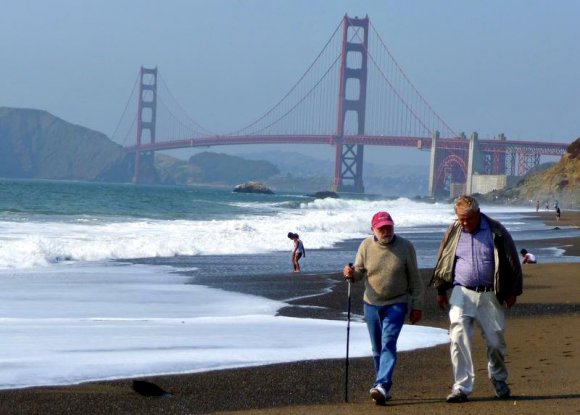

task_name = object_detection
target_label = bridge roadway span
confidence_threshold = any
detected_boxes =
[125,135,568,156]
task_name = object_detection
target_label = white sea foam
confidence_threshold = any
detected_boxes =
[0,262,449,390]
[0,198,535,269]
[0,185,558,390]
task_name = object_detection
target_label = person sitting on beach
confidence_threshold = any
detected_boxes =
[343,211,423,406]
[520,249,537,264]
[287,232,305,273]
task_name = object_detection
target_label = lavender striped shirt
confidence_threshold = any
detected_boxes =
[453,216,495,287]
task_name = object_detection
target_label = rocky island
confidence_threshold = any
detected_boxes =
[233,181,274,194]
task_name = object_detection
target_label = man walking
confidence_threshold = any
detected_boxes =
[431,195,522,403]
[343,211,424,405]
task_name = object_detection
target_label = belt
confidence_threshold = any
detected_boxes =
[463,285,494,293]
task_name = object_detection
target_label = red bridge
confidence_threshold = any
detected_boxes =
[115,15,568,196]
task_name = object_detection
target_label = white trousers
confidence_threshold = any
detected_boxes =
[448,286,508,395]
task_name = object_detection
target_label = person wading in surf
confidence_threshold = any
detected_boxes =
[288,232,305,272]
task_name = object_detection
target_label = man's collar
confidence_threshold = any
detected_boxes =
[477,215,489,232]
[468,215,488,234]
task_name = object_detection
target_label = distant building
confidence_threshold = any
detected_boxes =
[450,183,466,198]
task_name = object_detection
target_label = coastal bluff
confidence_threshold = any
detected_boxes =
[0,107,132,181]
[481,137,580,208]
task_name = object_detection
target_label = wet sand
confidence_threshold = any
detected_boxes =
[0,212,578,415]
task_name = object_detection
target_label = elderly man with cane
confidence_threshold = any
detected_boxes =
[343,211,424,405]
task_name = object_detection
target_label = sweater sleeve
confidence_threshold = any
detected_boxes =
[351,238,368,283]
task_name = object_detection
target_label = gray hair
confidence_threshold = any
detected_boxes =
[454,195,480,215]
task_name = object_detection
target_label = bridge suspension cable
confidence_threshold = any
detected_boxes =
[120,15,460,147]
[157,74,215,137]
[111,70,140,146]
[364,20,458,139]
[226,19,344,137]
[112,69,216,148]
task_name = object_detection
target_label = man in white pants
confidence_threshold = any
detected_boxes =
[430,195,522,403]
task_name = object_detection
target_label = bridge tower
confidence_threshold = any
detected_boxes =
[133,66,158,183]
[427,131,440,197]
[332,15,369,194]
[429,132,470,198]
[481,133,507,175]
[465,132,479,194]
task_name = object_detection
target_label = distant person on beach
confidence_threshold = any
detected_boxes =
[287,232,305,272]
[430,195,522,403]
[556,206,561,222]
[520,249,537,264]
[535,200,540,212]
[343,211,423,406]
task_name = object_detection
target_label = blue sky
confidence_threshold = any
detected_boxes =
[1,0,578,165]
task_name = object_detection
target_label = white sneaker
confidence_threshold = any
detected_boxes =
[369,384,391,405]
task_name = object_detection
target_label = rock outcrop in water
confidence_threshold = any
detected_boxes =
[308,191,339,199]
[233,181,274,194]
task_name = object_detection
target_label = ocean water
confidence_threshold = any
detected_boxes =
[0,178,577,389]
[3,178,575,271]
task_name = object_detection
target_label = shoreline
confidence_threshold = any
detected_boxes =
[0,212,578,414]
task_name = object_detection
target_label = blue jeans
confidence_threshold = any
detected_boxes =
[364,302,407,391]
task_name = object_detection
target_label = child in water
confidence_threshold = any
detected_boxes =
[287,232,305,272]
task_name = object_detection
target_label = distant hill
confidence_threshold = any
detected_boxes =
[0,108,281,186]
[152,152,281,186]
[243,149,428,196]
[243,150,334,177]
[0,107,132,181]
[481,138,580,208]
[189,152,279,184]
[0,107,426,196]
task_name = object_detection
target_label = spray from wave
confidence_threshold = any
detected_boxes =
[0,198,534,269]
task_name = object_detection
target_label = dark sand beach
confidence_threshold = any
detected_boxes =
[0,212,578,415]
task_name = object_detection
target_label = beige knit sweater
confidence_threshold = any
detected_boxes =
[352,234,424,310]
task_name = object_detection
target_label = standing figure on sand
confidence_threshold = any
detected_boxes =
[430,195,523,403]
[287,232,305,273]
[343,211,424,406]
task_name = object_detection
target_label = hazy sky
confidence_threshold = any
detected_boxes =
[1,1,579,165]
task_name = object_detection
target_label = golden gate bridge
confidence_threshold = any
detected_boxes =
[113,15,568,196]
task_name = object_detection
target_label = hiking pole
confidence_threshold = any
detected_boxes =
[344,264,353,403]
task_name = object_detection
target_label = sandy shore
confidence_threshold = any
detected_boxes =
[0,212,578,415]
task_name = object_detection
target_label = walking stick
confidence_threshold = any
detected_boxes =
[344,267,353,403]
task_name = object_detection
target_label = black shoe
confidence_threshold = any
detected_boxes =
[491,378,511,399]
[446,389,468,403]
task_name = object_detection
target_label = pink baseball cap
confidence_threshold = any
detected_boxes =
[371,211,394,228]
